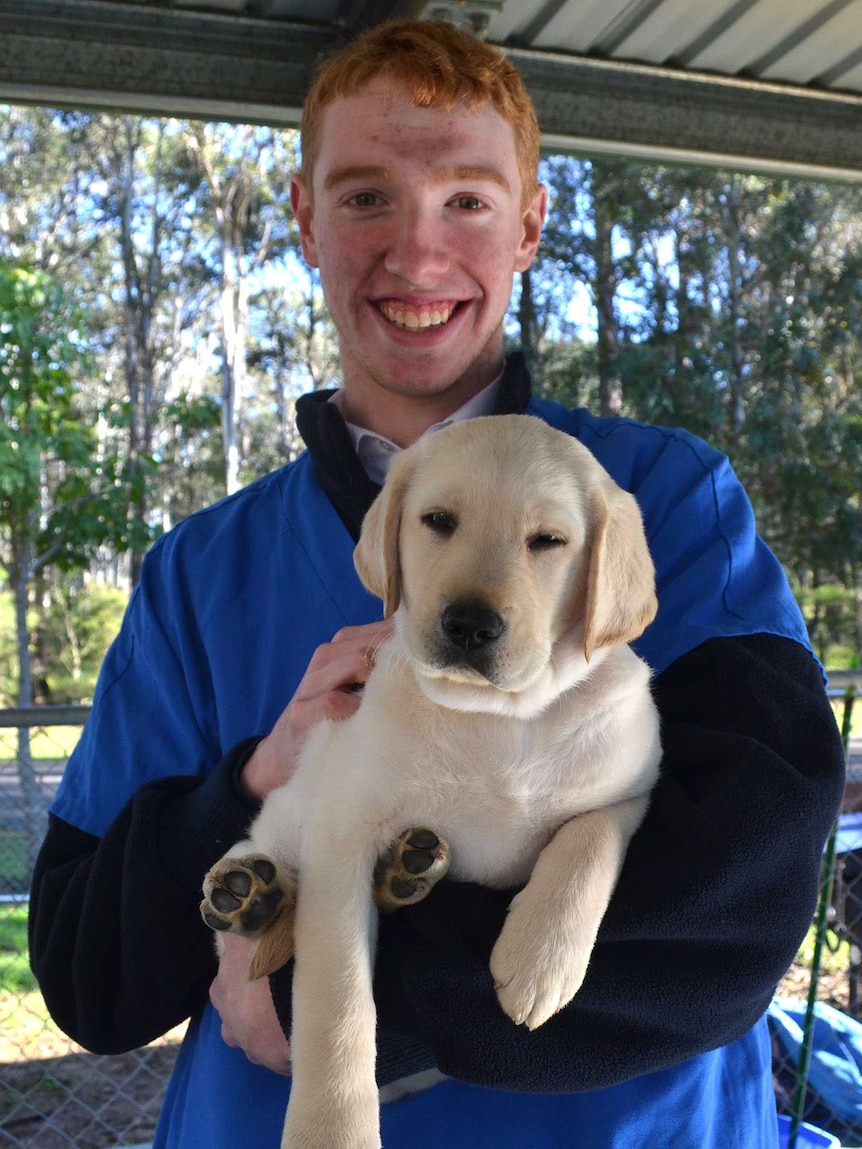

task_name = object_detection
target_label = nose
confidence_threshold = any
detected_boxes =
[440,603,506,652]
[384,210,450,286]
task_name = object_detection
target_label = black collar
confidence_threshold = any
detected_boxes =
[294,352,534,541]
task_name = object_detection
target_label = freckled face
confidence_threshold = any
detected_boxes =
[291,80,546,417]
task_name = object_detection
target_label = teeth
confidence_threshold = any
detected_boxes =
[378,302,456,330]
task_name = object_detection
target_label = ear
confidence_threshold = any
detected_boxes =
[584,483,657,661]
[514,183,548,272]
[353,455,414,617]
[290,175,319,268]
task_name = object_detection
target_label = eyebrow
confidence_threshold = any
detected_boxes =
[323,164,511,193]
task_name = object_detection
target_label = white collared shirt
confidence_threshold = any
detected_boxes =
[328,374,502,486]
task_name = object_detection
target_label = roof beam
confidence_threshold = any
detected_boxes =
[509,46,862,183]
[0,0,333,124]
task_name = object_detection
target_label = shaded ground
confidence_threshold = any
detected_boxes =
[0,997,186,1149]
[1,1044,179,1149]
[1,1043,179,1149]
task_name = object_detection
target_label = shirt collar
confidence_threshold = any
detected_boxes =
[329,373,503,486]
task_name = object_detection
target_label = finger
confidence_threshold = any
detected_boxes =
[330,621,393,644]
[296,640,383,700]
[322,690,363,722]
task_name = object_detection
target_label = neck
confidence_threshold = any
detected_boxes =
[336,389,472,447]
[339,348,506,447]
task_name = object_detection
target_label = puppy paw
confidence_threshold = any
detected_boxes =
[201,854,292,938]
[373,828,450,913]
[489,895,593,1031]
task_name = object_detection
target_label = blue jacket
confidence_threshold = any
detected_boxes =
[34,365,843,1148]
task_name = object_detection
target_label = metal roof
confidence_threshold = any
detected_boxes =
[0,0,860,180]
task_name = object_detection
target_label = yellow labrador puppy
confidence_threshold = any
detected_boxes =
[201,414,662,1149]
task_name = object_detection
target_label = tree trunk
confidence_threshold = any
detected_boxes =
[517,266,540,377]
[722,180,747,437]
[220,232,242,496]
[594,208,622,417]
[12,558,43,884]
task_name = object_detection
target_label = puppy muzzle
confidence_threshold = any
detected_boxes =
[434,600,508,678]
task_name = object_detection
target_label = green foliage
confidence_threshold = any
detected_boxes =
[793,582,861,666]
[157,394,225,524]
[38,584,128,703]
[0,261,153,579]
[530,160,862,659]
[0,585,126,705]
[0,901,36,993]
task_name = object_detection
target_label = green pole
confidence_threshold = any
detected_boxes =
[789,687,856,1149]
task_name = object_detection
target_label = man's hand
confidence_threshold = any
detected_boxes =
[241,621,393,800]
[209,933,292,1075]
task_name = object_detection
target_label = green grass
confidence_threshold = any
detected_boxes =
[0,726,83,761]
[0,904,35,995]
[797,919,851,977]
[832,695,862,741]
[0,831,29,896]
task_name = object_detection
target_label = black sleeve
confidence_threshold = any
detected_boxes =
[274,633,844,1092]
[28,738,263,1054]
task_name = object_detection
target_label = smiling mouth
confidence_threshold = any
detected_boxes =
[376,300,460,331]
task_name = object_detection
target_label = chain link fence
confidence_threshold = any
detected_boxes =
[1,696,860,1147]
[768,683,862,1149]
[0,707,182,1149]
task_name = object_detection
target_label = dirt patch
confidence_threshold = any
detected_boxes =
[1,1042,181,1149]
[779,956,851,1011]
[1,996,186,1149]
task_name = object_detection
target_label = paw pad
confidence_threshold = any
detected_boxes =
[373,828,451,913]
[201,853,289,938]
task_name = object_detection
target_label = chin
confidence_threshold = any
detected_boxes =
[412,655,582,721]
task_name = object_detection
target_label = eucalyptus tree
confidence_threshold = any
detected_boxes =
[539,155,641,416]
[0,106,90,273]
[183,123,295,494]
[73,114,211,581]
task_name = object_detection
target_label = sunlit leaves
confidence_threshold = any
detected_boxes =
[0,260,155,582]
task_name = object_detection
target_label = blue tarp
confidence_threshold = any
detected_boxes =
[834,814,862,856]
[769,999,862,1132]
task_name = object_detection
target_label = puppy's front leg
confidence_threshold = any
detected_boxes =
[283,820,382,1149]
[490,794,649,1031]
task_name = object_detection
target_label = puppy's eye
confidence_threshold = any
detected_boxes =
[422,510,457,535]
[528,532,567,552]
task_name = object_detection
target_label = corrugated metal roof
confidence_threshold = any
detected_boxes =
[0,0,859,178]
[495,0,862,94]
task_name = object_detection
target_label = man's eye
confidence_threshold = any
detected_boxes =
[422,510,457,535]
[348,192,380,207]
[453,196,483,211]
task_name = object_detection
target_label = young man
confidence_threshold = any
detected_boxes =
[30,20,844,1149]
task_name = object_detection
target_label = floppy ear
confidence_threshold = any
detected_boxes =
[353,454,414,617]
[584,483,657,661]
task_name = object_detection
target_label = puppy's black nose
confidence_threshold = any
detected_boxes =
[440,603,506,652]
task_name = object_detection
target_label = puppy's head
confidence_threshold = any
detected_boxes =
[355,415,656,713]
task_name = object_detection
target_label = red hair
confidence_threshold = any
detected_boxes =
[300,20,541,208]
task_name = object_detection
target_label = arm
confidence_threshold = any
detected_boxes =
[268,631,843,1091]
[28,741,261,1053]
